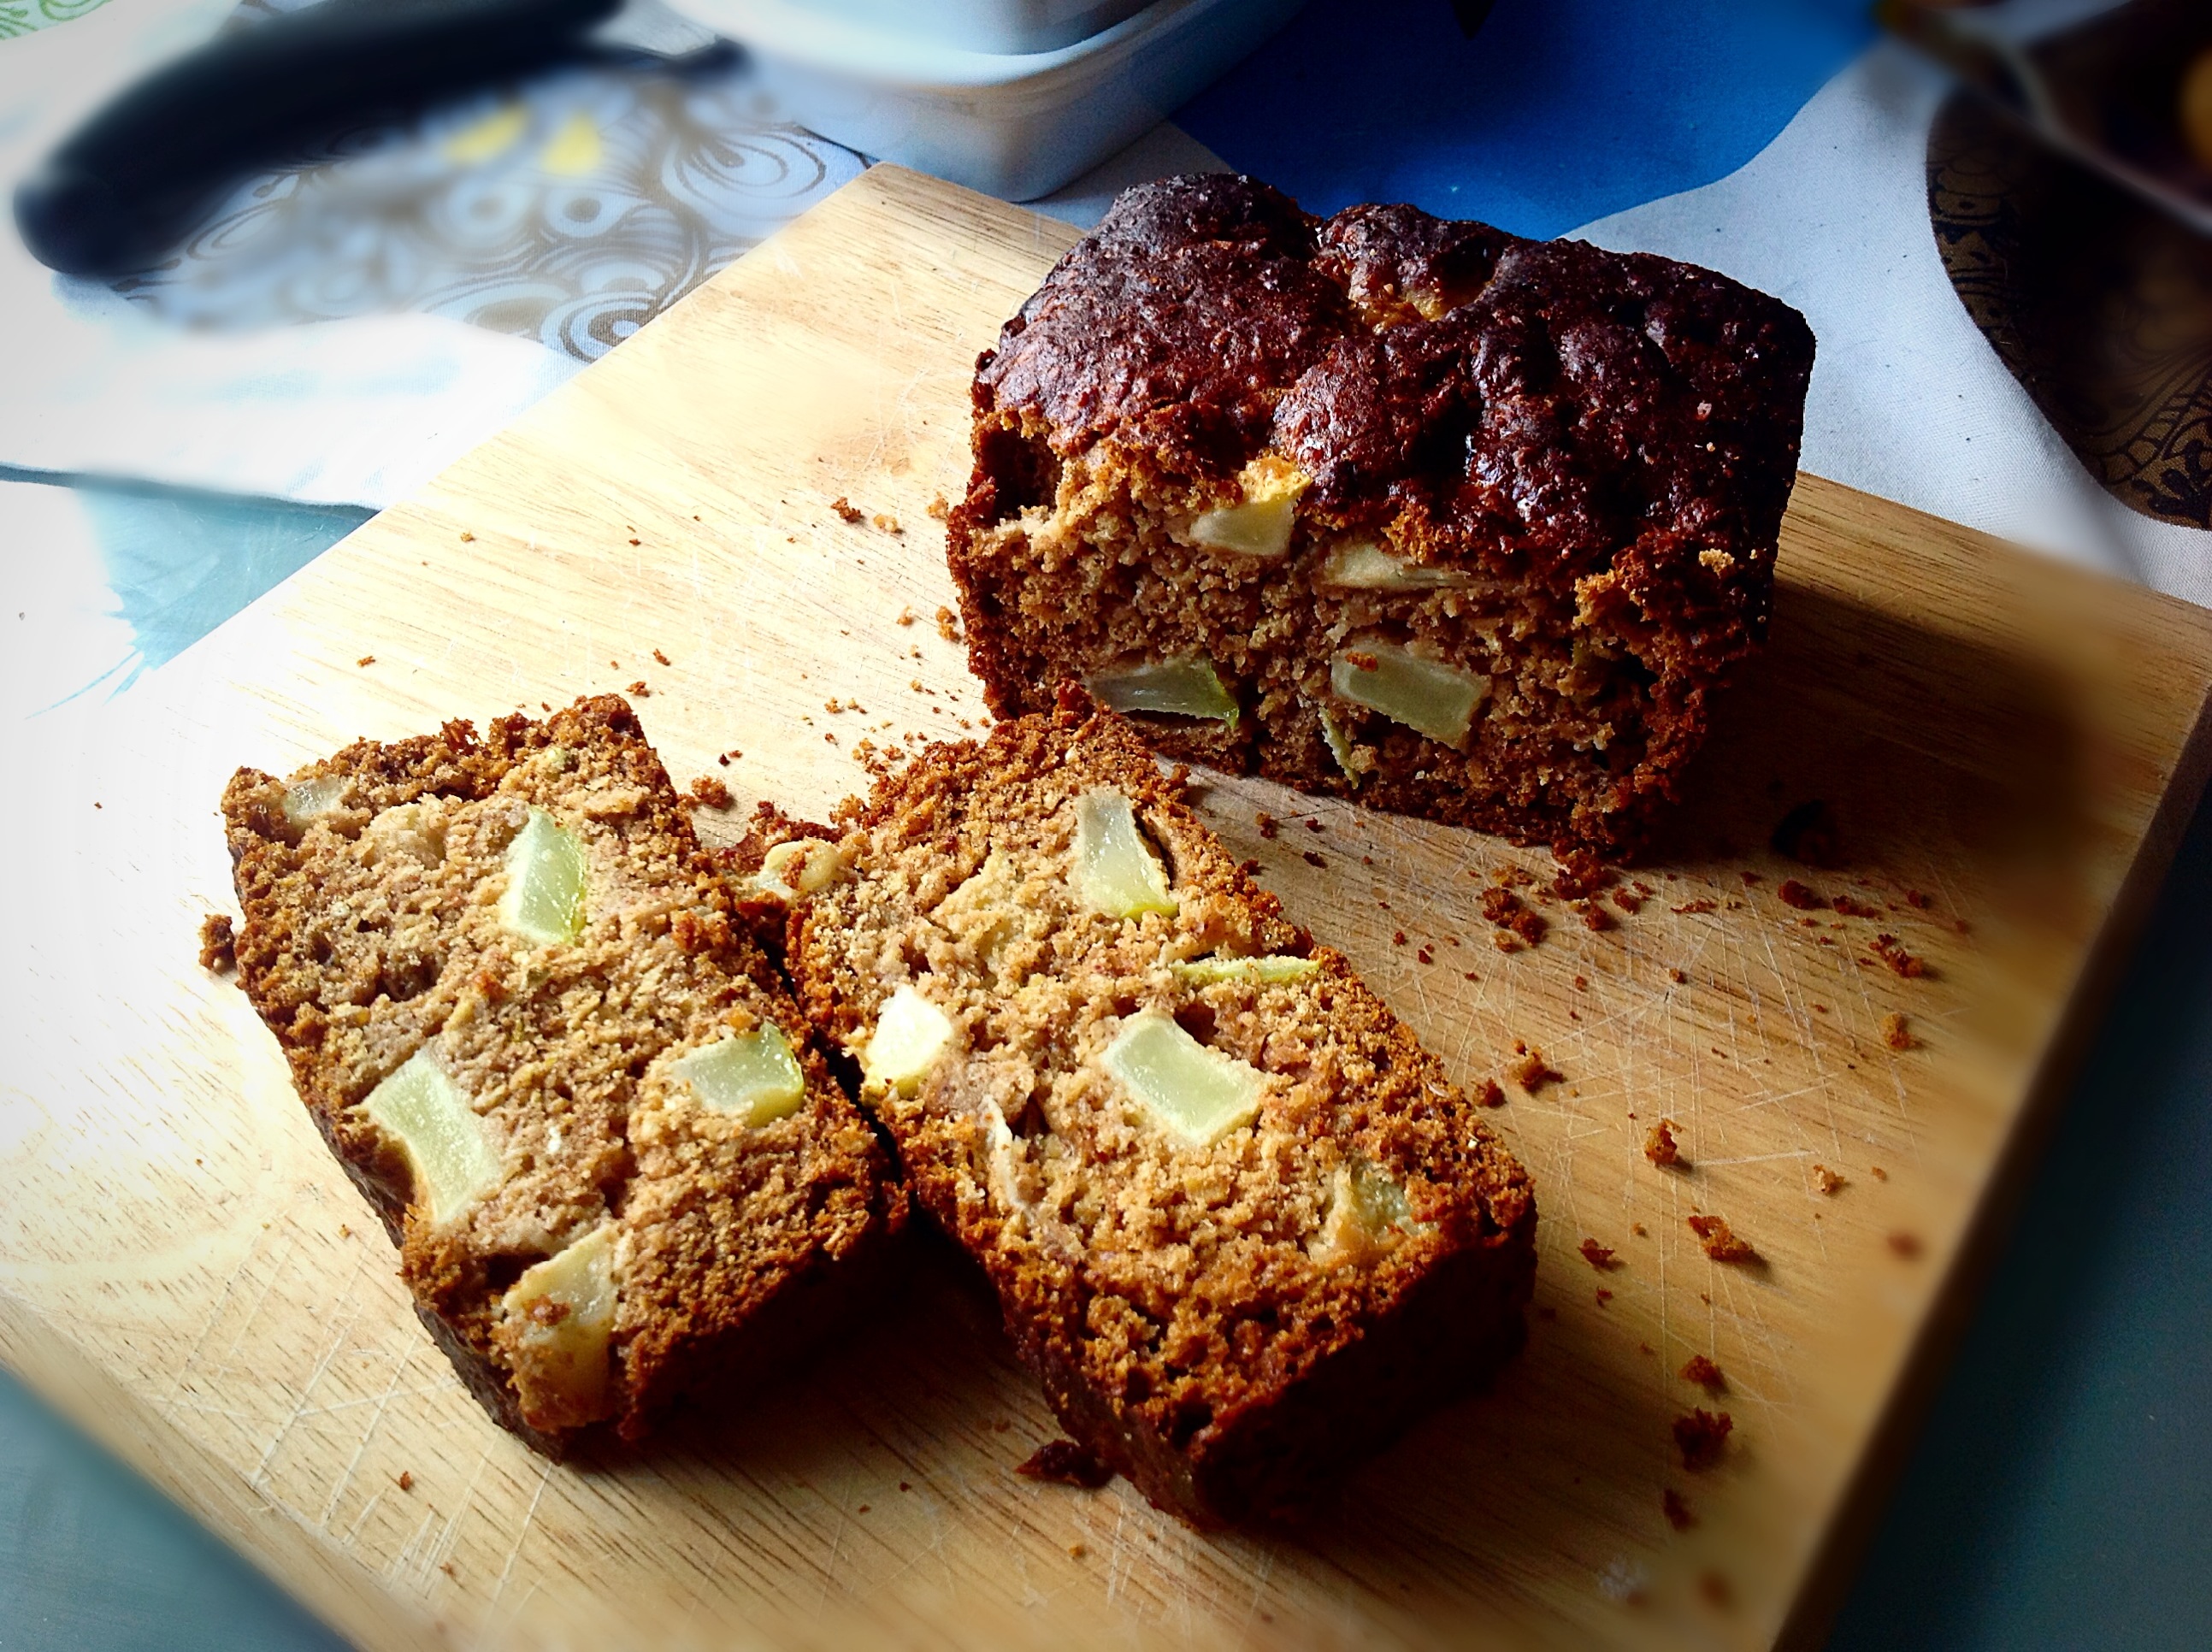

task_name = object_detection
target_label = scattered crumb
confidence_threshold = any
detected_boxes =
[1481,886,1548,947]
[1811,1164,1845,1195]
[628,537,641,546]
[1688,1215,1760,1264]
[1638,1342,1655,1356]
[1302,850,1327,869]
[1881,1012,1916,1051]
[356,655,375,668]
[338,1224,350,1237]
[1574,974,1589,990]
[925,493,951,520]
[1067,1543,1088,1559]
[1304,817,1324,833]
[1595,1287,1614,1306]
[1872,1165,1890,1181]
[396,1471,413,1491]
[857,1504,870,1514]
[1631,1222,1647,1236]
[197,912,236,974]
[1681,1354,1726,1393]
[1256,811,1278,839]
[457,529,474,542]
[1548,850,1613,900]
[830,496,864,523]
[1663,1489,1696,1531]
[897,606,916,626]
[1888,1231,1923,1259]
[652,649,670,666]
[1612,887,1644,914]
[1672,899,1716,916]
[1906,889,1932,909]
[439,1562,457,1578]
[1475,1079,1507,1109]
[1777,878,1823,911]
[1508,1044,1564,1093]
[1667,967,1687,984]
[1872,934,1927,977]
[628,680,651,697]
[935,605,962,643]
[899,1482,911,1491]
[1578,900,1615,931]
[1699,1570,1732,1609]
[1392,930,1408,946]
[1579,1238,1619,1271]
[1016,1439,1112,1489]
[687,776,733,810]
[871,513,902,534]
[1644,1118,1682,1168]
[1833,894,1880,917]
[1672,1407,1733,1471]
[1491,930,1521,953]
[1416,946,1434,965]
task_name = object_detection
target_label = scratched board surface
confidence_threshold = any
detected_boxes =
[4,167,2211,1652]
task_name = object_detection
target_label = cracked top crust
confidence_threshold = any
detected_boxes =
[970,174,1815,612]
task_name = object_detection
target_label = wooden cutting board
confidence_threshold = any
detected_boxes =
[5,165,2211,1652]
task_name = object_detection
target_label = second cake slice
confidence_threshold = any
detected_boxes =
[782,692,1536,1525]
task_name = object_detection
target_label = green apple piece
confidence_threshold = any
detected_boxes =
[500,1225,617,1430]
[362,1047,499,1225]
[754,838,845,903]
[498,806,587,947]
[1074,790,1177,919]
[1171,954,1320,986]
[1330,640,1489,747]
[280,775,345,825]
[1318,705,1362,782]
[1314,1157,1424,1264]
[863,985,953,1098]
[1319,540,1476,590]
[1085,658,1238,729]
[1189,455,1311,558]
[1104,1008,1267,1149]
[674,1025,806,1126]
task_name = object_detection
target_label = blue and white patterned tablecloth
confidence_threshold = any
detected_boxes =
[3,1,2210,1647]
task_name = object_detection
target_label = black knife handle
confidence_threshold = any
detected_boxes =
[14,0,619,277]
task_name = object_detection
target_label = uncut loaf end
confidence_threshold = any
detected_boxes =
[947,174,1814,859]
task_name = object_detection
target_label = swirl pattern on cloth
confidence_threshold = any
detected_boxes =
[1928,91,2212,533]
[108,49,867,362]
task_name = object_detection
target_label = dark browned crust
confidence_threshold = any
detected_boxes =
[947,175,1815,858]
[788,693,1537,1526]
[221,695,905,1452]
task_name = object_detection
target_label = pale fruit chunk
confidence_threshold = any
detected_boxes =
[1085,657,1239,729]
[1319,540,1478,591]
[1318,705,1362,782]
[673,1025,806,1126]
[1330,640,1489,747]
[863,985,953,1098]
[361,1047,499,1226]
[280,775,345,826]
[1188,455,1311,558]
[1074,790,1176,919]
[753,838,846,904]
[1171,954,1320,986]
[1312,1158,1425,1267]
[498,1226,617,1431]
[498,807,587,947]
[1104,1008,1267,1149]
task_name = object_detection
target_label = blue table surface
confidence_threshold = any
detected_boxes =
[6,1,2210,1644]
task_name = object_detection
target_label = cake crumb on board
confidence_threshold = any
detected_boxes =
[1672,1407,1733,1471]
[1016,1439,1113,1490]
[1687,1215,1760,1264]
[1644,1118,1683,1167]
[197,913,236,974]
[1811,1164,1845,1195]
[1578,1238,1618,1271]
[1680,1354,1726,1392]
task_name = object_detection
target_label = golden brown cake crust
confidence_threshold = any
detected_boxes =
[948,175,1815,858]
[786,693,1536,1525]
[221,695,904,1453]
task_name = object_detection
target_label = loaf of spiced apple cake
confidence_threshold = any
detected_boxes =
[946,174,1815,858]
[778,691,1536,1525]
[220,696,902,1453]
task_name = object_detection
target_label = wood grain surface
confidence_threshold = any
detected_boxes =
[5,165,2212,1652]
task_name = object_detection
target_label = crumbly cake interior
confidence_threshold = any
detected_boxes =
[786,698,1535,1523]
[222,697,899,1448]
[949,175,1816,856]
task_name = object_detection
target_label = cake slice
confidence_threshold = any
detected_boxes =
[947,174,1816,858]
[221,695,903,1452]
[781,692,1536,1525]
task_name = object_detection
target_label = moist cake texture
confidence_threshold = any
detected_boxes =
[221,696,902,1452]
[782,693,1537,1525]
[947,174,1816,858]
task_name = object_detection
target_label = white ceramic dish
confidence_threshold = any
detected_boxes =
[782,0,1151,56]
[671,0,1305,200]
